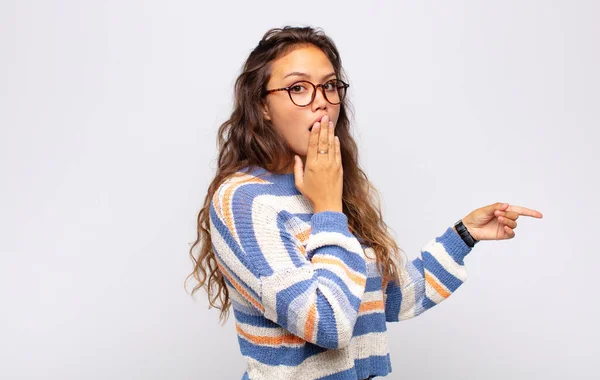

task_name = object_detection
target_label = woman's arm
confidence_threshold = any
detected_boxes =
[384,227,473,322]
[210,185,367,349]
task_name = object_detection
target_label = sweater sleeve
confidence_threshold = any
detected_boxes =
[384,226,473,322]
[209,187,367,349]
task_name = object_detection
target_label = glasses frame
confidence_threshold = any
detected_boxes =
[262,79,350,107]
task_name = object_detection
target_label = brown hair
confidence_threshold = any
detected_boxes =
[185,25,408,323]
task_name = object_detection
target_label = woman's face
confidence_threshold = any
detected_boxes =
[261,44,341,164]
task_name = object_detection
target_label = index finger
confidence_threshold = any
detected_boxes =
[506,205,543,218]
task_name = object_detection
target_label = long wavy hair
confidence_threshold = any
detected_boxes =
[186,25,408,324]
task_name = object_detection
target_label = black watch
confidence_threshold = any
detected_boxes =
[454,219,479,248]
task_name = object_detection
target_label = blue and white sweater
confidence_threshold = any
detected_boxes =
[209,165,473,379]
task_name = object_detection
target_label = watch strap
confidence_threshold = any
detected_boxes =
[454,219,479,248]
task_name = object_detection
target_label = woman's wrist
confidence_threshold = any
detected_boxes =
[314,207,343,213]
[314,202,343,213]
[453,219,479,248]
[452,220,473,234]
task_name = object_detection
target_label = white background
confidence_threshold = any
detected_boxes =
[1,1,598,379]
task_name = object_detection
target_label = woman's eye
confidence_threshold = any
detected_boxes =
[290,85,305,92]
[324,81,337,90]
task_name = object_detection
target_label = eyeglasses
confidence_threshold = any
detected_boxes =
[262,79,349,107]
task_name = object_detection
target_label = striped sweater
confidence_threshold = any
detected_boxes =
[209,165,473,379]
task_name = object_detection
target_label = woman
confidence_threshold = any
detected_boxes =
[187,26,543,380]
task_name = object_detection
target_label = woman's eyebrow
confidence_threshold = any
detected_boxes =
[283,72,337,80]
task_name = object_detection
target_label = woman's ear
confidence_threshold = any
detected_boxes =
[260,99,272,121]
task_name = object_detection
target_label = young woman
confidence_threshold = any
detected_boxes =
[187,26,543,380]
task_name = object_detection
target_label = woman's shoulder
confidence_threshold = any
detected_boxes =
[215,166,272,199]
[217,165,298,201]
[211,166,276,216]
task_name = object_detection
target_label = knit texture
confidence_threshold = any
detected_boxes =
[209,165,473,379]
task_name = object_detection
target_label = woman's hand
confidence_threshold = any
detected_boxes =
[293,114,343,213]
[456,202,544,241]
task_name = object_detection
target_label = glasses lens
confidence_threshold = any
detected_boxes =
[323,79,346,105]
[289,81,314,106]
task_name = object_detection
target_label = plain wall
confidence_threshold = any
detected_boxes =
[1,1,598,379]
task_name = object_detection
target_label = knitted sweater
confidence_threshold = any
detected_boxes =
[209,165,473,379]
